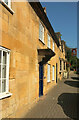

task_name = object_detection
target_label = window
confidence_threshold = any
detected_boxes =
[61,44,63,52]
[0,46,10,95]
[2,0,11,8]
[52,66,55,80]
[53,41,55,52]
[60,60,62,71]
[39,22,44,43]
[64,61,65,70]
[47,64,50,82]
[48,34,50,48]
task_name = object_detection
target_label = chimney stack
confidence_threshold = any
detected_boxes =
[43,7,47,15]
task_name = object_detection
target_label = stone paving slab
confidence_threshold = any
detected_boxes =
[24,72,79,119]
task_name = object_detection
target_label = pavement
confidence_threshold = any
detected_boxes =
[24,71,79,120]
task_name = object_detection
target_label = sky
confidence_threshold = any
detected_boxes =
[41,2,77,49]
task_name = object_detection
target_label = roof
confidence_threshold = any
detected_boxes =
[29,2,60,47]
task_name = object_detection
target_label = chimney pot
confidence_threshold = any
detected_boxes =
[43,7,47,14]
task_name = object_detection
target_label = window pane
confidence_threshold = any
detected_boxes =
[60,60,62,71]
[52,66,55,80]
[2,79,6,92]
[47,64,50,82]
[0,80,1,93]
[42,26,44,42]
[0,51,1,63]
[0,65,1,79]
[2,65,6,78]
[64,62,65,70]
[48,35,50,48]
[39,23,41,40]
[4,0,8,5]
[39,22,44,43]
[3,51,7,64]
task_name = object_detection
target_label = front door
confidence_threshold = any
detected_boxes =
[56,63,58,83]
[39,64,43,97]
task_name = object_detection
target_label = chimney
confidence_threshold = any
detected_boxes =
[43,7,47,15]
[56,32,61,40]
[55,32,61,45]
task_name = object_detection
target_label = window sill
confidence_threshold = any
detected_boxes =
[52,49,55,52]
[47,47,55,53]
[39,39,45,45]
[47,46,51,49]
[0,92,12,100]
[47,81,51,83]
[1,0,14,15]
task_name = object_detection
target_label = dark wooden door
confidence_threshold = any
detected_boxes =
[39,64,43,97]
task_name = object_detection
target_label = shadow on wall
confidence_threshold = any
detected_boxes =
[58,93,79,120]
[64,80,79,88]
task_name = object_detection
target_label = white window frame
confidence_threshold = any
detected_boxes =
[0,46,12,99]
[39,22,44,43]
[2,0,11,8]
[53,40,55,52]
[47,64,50,83]
[52,65,55,81]
[47,34,50,48]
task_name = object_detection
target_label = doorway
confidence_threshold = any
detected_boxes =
[39,63,43,97]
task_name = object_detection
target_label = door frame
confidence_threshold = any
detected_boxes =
[39,63,43,97]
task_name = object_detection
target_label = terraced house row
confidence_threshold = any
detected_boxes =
[0,0,67,118]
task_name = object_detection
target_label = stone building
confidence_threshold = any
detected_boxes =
[0,1,66,118]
